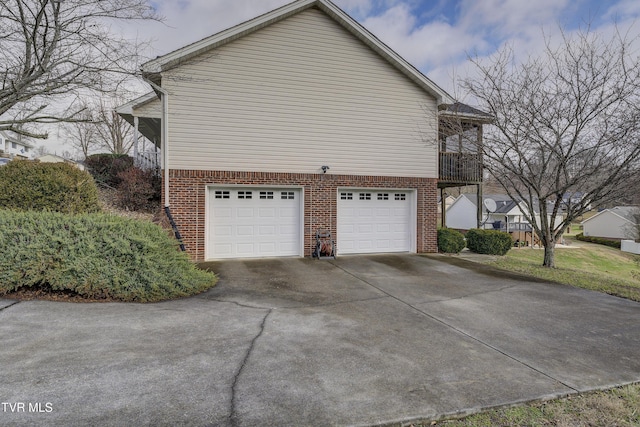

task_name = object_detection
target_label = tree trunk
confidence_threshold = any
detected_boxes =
[543,242,556,268]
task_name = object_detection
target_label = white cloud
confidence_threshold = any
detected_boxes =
[457,0,573,37]
[604,0,640,20]
[360,3,488,71]
[143,0,291,56]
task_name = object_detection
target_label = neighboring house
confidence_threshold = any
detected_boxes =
[437,194,457,216]
[562,191,592,211]
[0,131,34,159]
[36,154,86,171]
[446,194,564,245]
[117,0,489,260]
[582,206,640,240]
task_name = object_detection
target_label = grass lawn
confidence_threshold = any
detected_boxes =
[423,238,640,426]
[488,238,640,302]
[428,383,640,427]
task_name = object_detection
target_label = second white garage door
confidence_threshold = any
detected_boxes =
[337,189,413,255]
[207,187,302,259]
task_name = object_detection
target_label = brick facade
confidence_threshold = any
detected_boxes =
[165,169,438,261]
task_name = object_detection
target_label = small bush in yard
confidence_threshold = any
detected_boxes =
[466,228,513,255]
[438,228,466,253]
[0,160,100,214]
[85,153,133,187]
[0,210,217,302]
[115,167,161,211]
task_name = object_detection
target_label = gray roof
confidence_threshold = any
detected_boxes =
[460,193,551,214]
[462,194,519,213]
[609,206,640,223]
[438,102,494,123]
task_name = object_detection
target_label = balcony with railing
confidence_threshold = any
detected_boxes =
[439,152,482,185]
[437,103,492,188]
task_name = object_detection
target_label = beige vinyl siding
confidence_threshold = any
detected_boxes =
[134,97,162,118]
[162,7,438,178]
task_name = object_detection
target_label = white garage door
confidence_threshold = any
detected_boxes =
[207,187,302,259]
[337,190,413,254]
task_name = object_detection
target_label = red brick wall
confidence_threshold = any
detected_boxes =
[164,170,437,260]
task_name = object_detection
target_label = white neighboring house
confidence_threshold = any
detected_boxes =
[446,193,564,245]
[446,194,536,231]
[0,131,34,159]
[36,154,86,171]
[582,206,639,240]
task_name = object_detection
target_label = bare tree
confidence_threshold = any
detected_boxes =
[94,99,135,155]
[60,108,97,160]
[0,0,160,139]
[462,27,640,267]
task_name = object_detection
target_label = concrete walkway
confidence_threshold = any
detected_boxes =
[1,254,639,426]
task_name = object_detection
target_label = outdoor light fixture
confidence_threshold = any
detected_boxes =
[321,165,330,173]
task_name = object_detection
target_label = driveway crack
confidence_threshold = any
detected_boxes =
[0,301,20,313]
[200,297,270,310]
[229,308,272,427]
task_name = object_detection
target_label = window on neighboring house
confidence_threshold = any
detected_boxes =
[24,147,29,152]
[11,142,17,149]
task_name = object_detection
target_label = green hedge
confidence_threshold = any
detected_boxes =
[576,233,622,249]
[0,160,100,214]
[466,229,513,255]
[438,228,466,253]
[0,210,216,302]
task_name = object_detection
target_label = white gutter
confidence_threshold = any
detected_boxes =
[142,77,170,207]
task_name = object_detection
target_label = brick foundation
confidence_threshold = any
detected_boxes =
[164,170,438,261]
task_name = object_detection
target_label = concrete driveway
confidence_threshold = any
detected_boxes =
[1,254,639,426]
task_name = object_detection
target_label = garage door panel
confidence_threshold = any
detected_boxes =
[258,225,276,235]
[377,224,390,232]
[338,189,412,255]
[237,208,254,217]
[214,226,232,236]
[280,207,297,217]
[208,187,301,259]
[236,243,255,255]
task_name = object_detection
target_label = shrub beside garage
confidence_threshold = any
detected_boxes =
[466,228,513,255]
[437,228,466,253]
[0,210,217,302]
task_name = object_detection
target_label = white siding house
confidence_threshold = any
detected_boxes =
[0,131,34,159]
[445,194,478,230]
[446,193,565,245]
[582,207,639,240]
[117,0,475,261]
[159,7,439,178]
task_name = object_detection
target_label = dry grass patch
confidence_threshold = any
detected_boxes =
[427,384,640,427]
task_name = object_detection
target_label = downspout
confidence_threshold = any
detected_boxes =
[142,76,186,252]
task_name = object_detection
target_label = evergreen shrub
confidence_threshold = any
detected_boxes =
[466,228,513,255]
[0,160,100,214]
[0,210,217,302]
[437,228,466,253]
